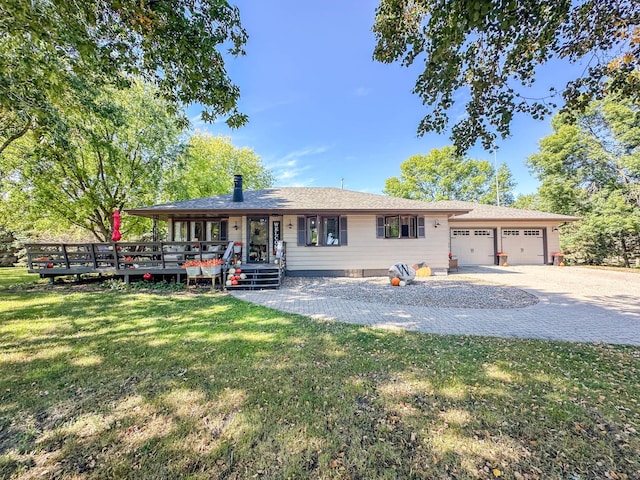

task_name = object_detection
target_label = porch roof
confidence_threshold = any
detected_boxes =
[126,187,472,220]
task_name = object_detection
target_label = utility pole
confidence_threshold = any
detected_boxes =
[495,150,500,207]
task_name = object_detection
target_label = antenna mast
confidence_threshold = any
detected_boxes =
[494,151,500,207]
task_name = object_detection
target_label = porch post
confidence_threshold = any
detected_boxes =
[152,215,159,242]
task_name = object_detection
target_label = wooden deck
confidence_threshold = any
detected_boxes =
[26,241,228,283]
[25,241,286,289]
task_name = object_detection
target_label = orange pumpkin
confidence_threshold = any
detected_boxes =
[390,277,400,286]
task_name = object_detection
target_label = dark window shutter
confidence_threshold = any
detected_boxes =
[376,216,385,238]
[220,220,228,241]
[297,217,306,246]
[339,216,348,245]
[417,217,425,238]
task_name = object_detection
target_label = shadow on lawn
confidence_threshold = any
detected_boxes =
[1,290,639,479]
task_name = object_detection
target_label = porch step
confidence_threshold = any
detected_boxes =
[225,265,282,290]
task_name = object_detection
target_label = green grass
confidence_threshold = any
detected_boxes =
[1,268,639,479]
[0,266,42,289]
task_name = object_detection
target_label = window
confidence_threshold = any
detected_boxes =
[207,220,228,241]
[173,221,188,241]
[524,230,540,236]
[474,230,492,236]
[297,216,347,246]
[377,215,425,239]
[503,230,520,236]
[307,216,318,246]
[323,216,340,245]
[172,220,228,242]
[385,216,399,238]
[193,221,204,241]
[452,230,470,236]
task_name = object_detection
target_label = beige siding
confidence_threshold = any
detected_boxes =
[283,215,449,274]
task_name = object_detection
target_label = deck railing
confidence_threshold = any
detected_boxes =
[26,241,230,274]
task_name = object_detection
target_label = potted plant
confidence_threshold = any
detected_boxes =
[448,252,458,272]
[496,251,508,266]
[233,241,243,253]
[201,258,223,276]
[551,251,565,266]
[182,260,202,276]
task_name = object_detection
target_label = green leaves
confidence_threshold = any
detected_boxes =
[1,80,185,242]
[163,134,275,202]
[0,0,248,155]
[373,0,640,152]
[383,146,515,204]
[528,96,640,265]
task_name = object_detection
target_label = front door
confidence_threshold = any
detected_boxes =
[248,217,268,263]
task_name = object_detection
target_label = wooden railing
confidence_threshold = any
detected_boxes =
[26,241,231,274]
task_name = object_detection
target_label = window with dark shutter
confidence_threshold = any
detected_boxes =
[339,216,348,245]
[220,220,228,241]
[297,216,306,246]
[376,216,385,238]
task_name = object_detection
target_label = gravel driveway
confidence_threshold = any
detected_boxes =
[230,266,640,346]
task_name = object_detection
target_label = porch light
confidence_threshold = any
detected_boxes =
[434,219,440,228]
[288,221,293,229]
[233,221,238,230]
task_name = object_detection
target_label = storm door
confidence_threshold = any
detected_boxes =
[248,217,269,263]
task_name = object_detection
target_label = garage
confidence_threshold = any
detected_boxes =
[450,228,496,265]
[501,228,545,264]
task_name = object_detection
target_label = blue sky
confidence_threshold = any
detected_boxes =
[190,0,578,196]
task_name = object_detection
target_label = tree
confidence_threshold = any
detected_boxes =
[483,162,516,206]
[0,0,247,154]
[163,134,275,201]
[0,80,185,242]
[528,96,640,266]
[383,146,515,203]
[372,1,640,152]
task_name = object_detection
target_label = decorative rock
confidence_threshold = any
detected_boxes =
[388,263,416,284]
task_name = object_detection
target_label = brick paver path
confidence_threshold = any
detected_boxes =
[230,266,640,346]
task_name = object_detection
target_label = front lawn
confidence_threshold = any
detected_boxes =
[1,268,639,479]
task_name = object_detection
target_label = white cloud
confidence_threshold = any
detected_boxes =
[355,87,372,97]
[266,145,331,186]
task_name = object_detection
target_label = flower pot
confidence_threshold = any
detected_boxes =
[233,246,242,253]
[497,255,508,265]
[186,266,201,276]
[201,266,221,276]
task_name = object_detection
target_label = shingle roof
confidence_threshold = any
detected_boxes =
[126,187,472,218]
[430,200,579,221]
[127,188,579,222]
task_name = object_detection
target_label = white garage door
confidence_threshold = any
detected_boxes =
[450,229,496,265]
[501,229,545,264]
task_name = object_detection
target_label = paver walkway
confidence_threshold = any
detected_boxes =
[230,266,640,346]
